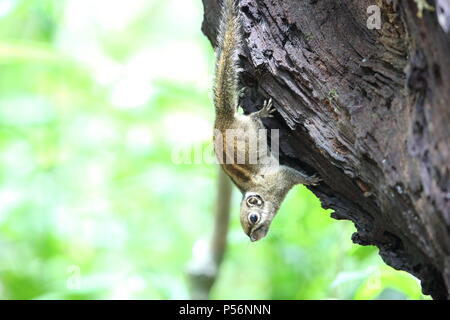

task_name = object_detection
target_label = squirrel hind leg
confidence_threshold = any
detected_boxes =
[280,165,322,186]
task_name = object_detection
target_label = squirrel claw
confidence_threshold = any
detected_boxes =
[256,98,276,118]
[309,175,322,186]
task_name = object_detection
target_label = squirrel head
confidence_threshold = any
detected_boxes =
[239,192,277,241]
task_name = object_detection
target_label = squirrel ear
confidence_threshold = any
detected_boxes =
[246,194,263,207]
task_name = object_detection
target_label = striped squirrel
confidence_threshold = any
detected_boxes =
[212,0,321,241]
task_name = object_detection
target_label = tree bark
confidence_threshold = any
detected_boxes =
[201,0,450,299]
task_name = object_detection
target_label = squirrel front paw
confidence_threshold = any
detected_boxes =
[308,174,322,186]
[254,98,276,119]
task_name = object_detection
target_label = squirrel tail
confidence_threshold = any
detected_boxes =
[213,0,241,118]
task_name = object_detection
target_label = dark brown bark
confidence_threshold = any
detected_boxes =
[202,0,450,299]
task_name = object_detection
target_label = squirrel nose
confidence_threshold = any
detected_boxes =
[249,225,267,242]
[249,229,261,242]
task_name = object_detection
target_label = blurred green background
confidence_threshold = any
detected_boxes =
[0,0,428,300]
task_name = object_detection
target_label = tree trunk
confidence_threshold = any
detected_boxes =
[201,0,450,299]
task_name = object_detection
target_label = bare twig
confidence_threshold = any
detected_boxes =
[187,168,232,299]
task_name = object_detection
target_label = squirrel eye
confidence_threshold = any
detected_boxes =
[246,195,263,207]
[248,212,260,224]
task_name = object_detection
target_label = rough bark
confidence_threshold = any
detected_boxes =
[201,0,450,299]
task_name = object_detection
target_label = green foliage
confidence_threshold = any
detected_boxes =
[0,0,428,300]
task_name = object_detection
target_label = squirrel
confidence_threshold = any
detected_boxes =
[212,0,321,241]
